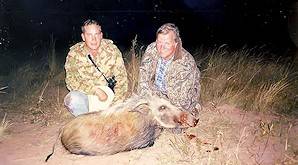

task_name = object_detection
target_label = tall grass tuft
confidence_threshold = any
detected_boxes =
[5,34,64,102]
[8,62,48,100]
[125,35,143,96]
[48,34,57,78]
[200,45,296,114]
[0,113,11,140]
[0,86,8,94]
[252,78,290,112]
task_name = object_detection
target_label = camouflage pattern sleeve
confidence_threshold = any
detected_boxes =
[137,43,157,96]
[166,55,201,112]
[64,51,77,91]
[112,48,128,102]
[64,44,97,94]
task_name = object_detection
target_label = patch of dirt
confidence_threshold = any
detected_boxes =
[0,87,297,165]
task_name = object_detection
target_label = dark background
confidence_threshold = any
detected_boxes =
[0,0,297,62]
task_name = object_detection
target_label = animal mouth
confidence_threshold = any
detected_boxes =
[173,113,199,127]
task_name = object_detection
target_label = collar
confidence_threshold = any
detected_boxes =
[160,54,175,64]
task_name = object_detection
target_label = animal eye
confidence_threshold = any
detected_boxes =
[159,105,167,111]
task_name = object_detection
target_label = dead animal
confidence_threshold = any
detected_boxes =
[46,94,198,161]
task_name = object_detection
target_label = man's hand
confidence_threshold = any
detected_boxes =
[94,87,108,101]
[89,86,115,112]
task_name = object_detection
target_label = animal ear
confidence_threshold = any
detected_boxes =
[133,98,148,108]
[129,99,149,114]
[129,103,150,115]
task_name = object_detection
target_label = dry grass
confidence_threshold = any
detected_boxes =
[0,113,11,140]
[4,37,295,116]
[252,78,290,112]
[0,38,297,164]
[48,34,58,78]
[3,34,63,104]
[0,86,8,94]
[7,62,48,101]
[0,35,66,125]
[123,43,297,115]
[125,35,142,96]
[200,45,296,114]
[123,42,296,114]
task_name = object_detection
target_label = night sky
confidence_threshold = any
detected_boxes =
[0,0,297,58]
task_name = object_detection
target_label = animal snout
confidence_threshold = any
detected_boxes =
[184,113,199,127]
[174,112,199,127]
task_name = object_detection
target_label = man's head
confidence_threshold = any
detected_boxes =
[156,23,182,60]
[81,19,103,52]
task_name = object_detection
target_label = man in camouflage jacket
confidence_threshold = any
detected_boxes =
[137,23,201,118]
[64,19,128,116]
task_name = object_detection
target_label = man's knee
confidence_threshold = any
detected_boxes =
[64,91,89,116]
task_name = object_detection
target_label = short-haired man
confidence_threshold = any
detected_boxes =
[64,19,128,116]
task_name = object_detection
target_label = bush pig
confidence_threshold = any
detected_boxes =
[46,94,198,161]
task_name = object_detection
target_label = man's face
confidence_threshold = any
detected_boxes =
[81,24,103,51]
[156,31,177,60]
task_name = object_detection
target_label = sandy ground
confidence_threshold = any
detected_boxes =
[0,102,297,165]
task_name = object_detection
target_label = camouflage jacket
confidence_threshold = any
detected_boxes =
[137,42,201,116]
[65,39,128,102]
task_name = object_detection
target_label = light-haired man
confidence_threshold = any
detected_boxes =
[64,19,128,116]
[138,23,201,122]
